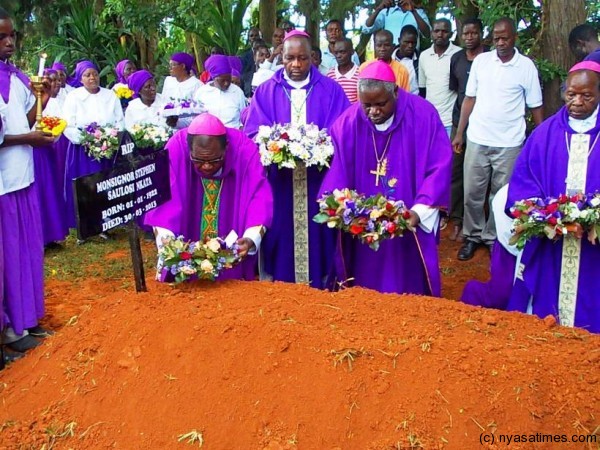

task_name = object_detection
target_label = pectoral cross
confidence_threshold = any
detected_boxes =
[370,158,387,186]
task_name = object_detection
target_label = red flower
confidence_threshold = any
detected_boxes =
[546,203,559,213]
[365,236,373,244]
[280,132,289,140]
[327,209,337,216]
[402,210,412,220]
[385,202,394,211]
[558,194,568,204]
[386,223,397,233]
[571,194,580,202]
[180,251,192,260]
[512,210,522,219]
[548,217,557,226]
[350,225,365,235]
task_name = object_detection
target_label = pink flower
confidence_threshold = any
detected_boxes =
[94,130,102,139]
[101,143,108,151]
[110,129,118,137]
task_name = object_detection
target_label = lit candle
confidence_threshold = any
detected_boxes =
[37,53,47,77]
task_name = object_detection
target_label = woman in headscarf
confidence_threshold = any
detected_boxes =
[124,69,168,132]
[112,59,136,90]
[194,55,247,129]
[32,68,69,247]
[161,52,202,129]
[61,60,124,233]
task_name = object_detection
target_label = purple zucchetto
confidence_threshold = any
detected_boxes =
[127,70,154,98]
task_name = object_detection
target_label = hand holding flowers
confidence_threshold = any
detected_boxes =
[255,123,334,170]
[80,122,121,161]
[314,188,415,251]
[39,116,67,140]
[130,123,172,150]
[157,235,241,283]
[509,192,600,250]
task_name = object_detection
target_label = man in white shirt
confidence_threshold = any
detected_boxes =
[418,18,461,135]
[0,7,56,354]
[393,25,419,95]
[452,18,544,261]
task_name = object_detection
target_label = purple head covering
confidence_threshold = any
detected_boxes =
[75,60,98,83]
[127,70,154,98]
[115,59,131,84]
[283,29,311,42]
[171,52,196,74]
[51,62,67,72]
[228,56,242,74]
[43,68,58,77]
[205,55,231,79]
[231,69,241,79]
[569,60,600,74]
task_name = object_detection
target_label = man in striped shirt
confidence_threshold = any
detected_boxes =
[326,38,359,103]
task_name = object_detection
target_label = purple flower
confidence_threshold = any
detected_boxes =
[164,103,175,110]
[85,122,99,133]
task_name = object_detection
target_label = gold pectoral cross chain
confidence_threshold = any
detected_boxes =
[371,131,392,186]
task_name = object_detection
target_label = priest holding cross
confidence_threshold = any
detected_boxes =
[506,61,600,333]
[319,61,452,296]
[244,30,350,288]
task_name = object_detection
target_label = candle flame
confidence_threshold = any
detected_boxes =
[41,53,47,58]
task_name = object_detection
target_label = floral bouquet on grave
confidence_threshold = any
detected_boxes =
[156,235,241,283]
[79,122,121,161]
[39,116,67,140]
[114,86,134,109]
[129,123,173,151]
[255,123,334,170]
[508,192,600,250]
[161,99,204,118]
[314,188,415,251]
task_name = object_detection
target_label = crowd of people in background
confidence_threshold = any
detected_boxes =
[1,0,600,365]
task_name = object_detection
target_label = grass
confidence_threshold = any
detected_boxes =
[177,430,204,447]
[331,348,364,371]
[44,229,157,282]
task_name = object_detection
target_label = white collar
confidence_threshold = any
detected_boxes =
[493,48,520,66]
[335,64,358,78]
[283,70,311,89]
[569,106,599,134]
[374,114,394,131]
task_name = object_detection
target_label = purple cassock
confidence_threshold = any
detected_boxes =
[244,66,350,289]
[461,241,516,308]
[144,127,273,281]
[319,91,452,296]
[33,138,69,244]
[507,107,600,333]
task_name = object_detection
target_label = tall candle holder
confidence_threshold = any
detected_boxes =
[30,75,45,131]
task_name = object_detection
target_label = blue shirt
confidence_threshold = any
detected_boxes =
[361,7,431,46]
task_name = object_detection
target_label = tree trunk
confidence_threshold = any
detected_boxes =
[259,0,277,45]
[301,0,321,47]
[540,0,586,117]
[451,0,480,45]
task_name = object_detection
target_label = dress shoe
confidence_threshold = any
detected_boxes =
[2,348,25,365]
[458,240,479,261]
[6,335,41,352]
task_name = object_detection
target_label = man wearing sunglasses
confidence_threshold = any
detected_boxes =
[145,113,273,281]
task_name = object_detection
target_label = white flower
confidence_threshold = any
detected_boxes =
[287,127,301,141]
[200,259,214,273]
[256,125,272,141]
[281,159,297,169]
[206,239,221,252]
[180,265,196,275]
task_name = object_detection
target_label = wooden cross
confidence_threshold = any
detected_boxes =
[370,159,387,187]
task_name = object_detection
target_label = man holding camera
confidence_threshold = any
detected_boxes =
[362,0,431,46]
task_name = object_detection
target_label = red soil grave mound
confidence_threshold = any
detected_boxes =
[0,280,599,450]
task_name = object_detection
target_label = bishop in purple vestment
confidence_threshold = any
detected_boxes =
[145,113,273,281]
[244,30,350,289]
[319,61,452,296]
[506,63,600,333]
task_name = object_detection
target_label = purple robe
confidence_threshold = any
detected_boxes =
[144,127,273,281]
[461,241,516,308]
[244,66,351,288]
[319,92,452,296]
[0,185,45,335]
[507,107,600,333]
[33,141,69,244]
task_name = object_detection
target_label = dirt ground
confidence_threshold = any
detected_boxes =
[0,229,598,450]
